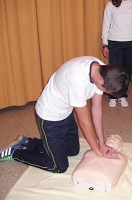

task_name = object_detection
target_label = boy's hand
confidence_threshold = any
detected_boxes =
[100,144,119,159]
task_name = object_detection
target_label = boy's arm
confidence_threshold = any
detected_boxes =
[91,93,104,146]
[91,93,118,158]
[75,94,118,158]
[74,104,103,157]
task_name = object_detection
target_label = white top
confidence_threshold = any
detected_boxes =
[101,0,132,45]
[35,56,104,121]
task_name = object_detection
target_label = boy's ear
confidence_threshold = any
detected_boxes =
[98,76,104,85]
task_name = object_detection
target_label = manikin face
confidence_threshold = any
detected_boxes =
[106,134,123,152]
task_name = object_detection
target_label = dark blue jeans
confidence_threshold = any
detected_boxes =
[108,40,132,99]
[13,112,79,173]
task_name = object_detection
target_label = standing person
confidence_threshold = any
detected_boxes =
[102,0,132,107]
[0,56,129,173]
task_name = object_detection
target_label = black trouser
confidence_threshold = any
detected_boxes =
[108,40,132,99]
[13,112,79,173]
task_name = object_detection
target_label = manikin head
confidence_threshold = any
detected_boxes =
[106,134,123,152]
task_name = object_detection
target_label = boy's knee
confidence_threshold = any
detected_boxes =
[57,162,69,173]
[67,148,79,157]
[72,149,79,156]
[58,166,68,173]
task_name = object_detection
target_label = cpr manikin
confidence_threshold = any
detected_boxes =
[72,134,128,192]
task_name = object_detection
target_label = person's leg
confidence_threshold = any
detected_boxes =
[123,41,132,81]
[36,114,70,173]
[117,41,132,107]
[108,41,128,107]
[22,137,44,153]
[36,112,79,172]
[13,114,73,173]
[0,135,61,172]
[64,112,79,157]
[108,41,123,107]
[12,136,60,172]
[108,41,123,67]
[0,112,79,173]
[15,112,79,173]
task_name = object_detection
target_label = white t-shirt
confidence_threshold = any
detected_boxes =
[102,0,132,45]
[35,56,104,121]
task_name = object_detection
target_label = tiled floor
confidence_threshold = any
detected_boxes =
[0,82,132,200]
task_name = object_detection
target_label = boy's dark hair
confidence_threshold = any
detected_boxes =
[99,65,129,98]
[111,0,122,7]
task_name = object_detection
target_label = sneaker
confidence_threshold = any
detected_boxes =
[109,99,116,107]
[0,135,28,162]
[118,97,129,107]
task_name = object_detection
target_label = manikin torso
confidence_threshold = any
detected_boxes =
[72,134,128,192]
